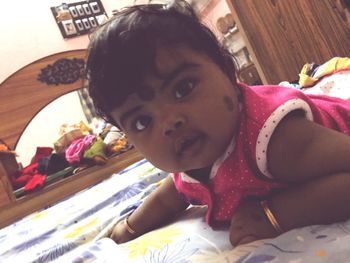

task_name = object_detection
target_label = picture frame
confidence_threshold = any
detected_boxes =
[61,20,78,36]
[51,0,107,39]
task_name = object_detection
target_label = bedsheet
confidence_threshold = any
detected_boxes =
[61,215,350,263]
[0,160,168,262]
[1,160,350,263]
[2,149,349,263]
[54,206,264,263]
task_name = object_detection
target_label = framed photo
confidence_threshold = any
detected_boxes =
[69,6,79,18]
[61,20,78,36]
[76,5,85,16]
[51,0,107,39]
[82,18,91,30]
[95,14,108,25]
[75,19,84,31]
[83,4,92,15]
[90,2,101,14]
[88,17,98,28]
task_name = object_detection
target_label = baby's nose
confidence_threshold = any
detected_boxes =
[163,117,185,137]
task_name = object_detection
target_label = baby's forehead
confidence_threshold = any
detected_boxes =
[120,46,207,104]
[137,86,156,101]
[153,45,199,70]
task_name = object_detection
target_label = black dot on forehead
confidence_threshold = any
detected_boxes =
[137,87,155,101]
[223,95,234,112]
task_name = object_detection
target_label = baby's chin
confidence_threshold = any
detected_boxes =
[157,161,214,174]
[146,151,219,173]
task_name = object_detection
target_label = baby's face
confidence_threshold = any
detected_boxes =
[111,46,240,172]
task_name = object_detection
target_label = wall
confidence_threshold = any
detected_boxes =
[0,0,233,83]
[0,0,138,84]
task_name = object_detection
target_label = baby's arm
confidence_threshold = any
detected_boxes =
[269,171,350,230]
[268,111,350,182]
[230,171,350,245]
[110,176,189,243]
[230,111,350,245]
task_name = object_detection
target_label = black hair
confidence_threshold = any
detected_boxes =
[86,0,237,126]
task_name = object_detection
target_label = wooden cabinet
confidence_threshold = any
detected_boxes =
[226,0,350,84]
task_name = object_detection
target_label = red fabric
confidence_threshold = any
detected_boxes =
[11,147,52,188]
[21,162,38,175]
[31,147,53,164]
[11,163,39,187]
[23,174,47,191]
[13,174,32,185]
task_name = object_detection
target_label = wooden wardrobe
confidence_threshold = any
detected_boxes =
[226,0,350,84]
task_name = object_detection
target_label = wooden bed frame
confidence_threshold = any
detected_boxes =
[0,50,143,228]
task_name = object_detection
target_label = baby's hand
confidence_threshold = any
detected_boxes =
[110,220,136,244]
[229,199,278,246]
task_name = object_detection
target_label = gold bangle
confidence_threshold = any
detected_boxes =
[124,216,136,235]
[260,200,283,234]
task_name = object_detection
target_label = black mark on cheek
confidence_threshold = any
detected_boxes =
[138,87,155,101]
[223,96,234,112]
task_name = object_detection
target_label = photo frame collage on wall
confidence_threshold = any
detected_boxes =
[51,1,108,39]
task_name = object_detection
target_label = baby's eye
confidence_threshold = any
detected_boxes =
[174,80,195,99]
[133,115,152,131]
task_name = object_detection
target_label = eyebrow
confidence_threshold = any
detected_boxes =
[119,63,200,128]
[119,105,143,128]
[160,62,200,91]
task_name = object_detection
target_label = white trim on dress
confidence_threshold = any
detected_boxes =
[255,98,313,178]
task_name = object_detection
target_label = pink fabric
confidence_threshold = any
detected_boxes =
[65,135,96,164]
[173,83,350,227]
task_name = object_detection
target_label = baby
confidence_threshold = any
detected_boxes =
[86,0,350,246]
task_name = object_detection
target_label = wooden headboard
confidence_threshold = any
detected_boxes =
[0,50,143,228]
[0,49,86,150]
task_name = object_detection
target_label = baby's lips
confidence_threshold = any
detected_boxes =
[174,137,186,155]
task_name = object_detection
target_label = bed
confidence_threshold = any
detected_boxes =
[1,4,350,261]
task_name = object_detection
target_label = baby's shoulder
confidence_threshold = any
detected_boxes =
[240,84,307,119]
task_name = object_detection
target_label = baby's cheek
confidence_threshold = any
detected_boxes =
[223,95,234,112]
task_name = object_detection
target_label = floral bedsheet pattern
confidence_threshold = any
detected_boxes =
[54,206,350,263]
[236,220,350,263]
[54,206,263,263]
[0,159,168,263]
[2,158,350,263]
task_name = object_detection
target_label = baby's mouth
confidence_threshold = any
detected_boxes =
[175,134,204,157]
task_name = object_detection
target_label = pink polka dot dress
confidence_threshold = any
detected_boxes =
[173,83,350,227]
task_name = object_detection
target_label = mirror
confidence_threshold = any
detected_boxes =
[15,90,89,166]
[0,50,132,200]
